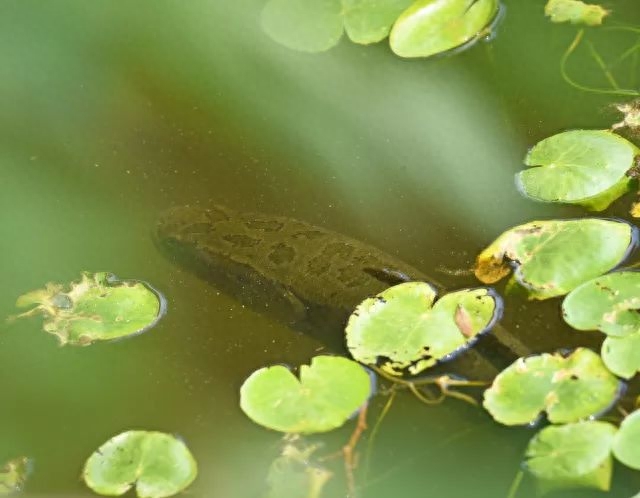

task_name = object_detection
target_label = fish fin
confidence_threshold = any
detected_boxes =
[363,267,413,286]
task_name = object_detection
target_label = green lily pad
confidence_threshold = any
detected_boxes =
[544,0,609,26]
[483,348,621,426]
[474,219,635,300]
[83,431,197,498]
[260,0,412,53]
[12,272,166,346]
[516,130,638,211]
[343,0,415,44]
[562,271,640,378]
[613,409,640,470]
[613,410,640,470]
[240,356,372,434]
[345,283,500,376]
[0,457,31,495]
[389,0,499,58]
[524,421,617,492]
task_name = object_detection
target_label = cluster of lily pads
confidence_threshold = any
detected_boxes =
[9,272,197,498]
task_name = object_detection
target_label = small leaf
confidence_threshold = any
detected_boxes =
[544,0,609,26]
[343,0,414,44]
[240,356,372,434]
[346,283,500,376]
[390,0,500,58]
[261,0,343,53]
[525,421,616,492]
[563,271,640,379]
[83,431,197,498]
[474,219,635,299]
[483,348,621,426]
[516,130,637,211]
[613,409,640,470]
[0,457,31,495]
[12,272,166,346]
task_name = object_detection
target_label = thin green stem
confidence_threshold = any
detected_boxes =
[505,469,524,498]
[408,383,445,405]
[586,41,620,90]
[363,390,397,483]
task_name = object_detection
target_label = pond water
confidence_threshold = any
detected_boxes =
[2,1,640,497]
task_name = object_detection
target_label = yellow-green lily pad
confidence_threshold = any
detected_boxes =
[389,0,500,58]
[483,348,621,426]
[346,282,501,376]
[240,356,372,434]
[544,0,609,26]
[474,219,635,300]
[516,130,637,211]
[525,421,617,492]
[613,409,640,470]
[0,457,31,495]
[563,271,640,379]
[83,431,197,498]
[12,272,166,346]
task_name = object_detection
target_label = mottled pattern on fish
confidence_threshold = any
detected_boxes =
[156,204,430,313]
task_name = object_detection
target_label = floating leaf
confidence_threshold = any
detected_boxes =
[516,130,638,211]
[83,431,197,498]
[389,0,499,58]
[260,0,412,53]
[474,219,635,300]
[483,348,621,426]
[12,272,166,346]
[613,100,640,133]
[343,0,415,44]
[544,0,609,26]
[240,356,372,434]
[345,282,500,376]
[613,409,640,470]
[0,457,31,495]
[563,271,640,379]
[525,421,616,492]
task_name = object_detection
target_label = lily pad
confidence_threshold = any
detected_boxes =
[613,409,640,470]
[474,219,635,300]
[516,130,638,211]
[524,421,617,492]
[12,272,166,346]
[389,0,500,58]
[239,356,372,434]
[544,0,609,26]
[260,0,413,53]
[345,283,500,376]
[483,348,621,426]
[83,431,197,498]
[562,272,640,379]
[0,457,31,495]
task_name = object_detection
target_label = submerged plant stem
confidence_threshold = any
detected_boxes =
[343,403,368,498]
[586,41,620,90]
[363,389,396,483]
[561,29,640,96]
[505,469,524,498]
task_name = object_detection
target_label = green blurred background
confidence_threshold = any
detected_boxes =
[1,1,640,496]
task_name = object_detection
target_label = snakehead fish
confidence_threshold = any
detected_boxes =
[155,204,529,378]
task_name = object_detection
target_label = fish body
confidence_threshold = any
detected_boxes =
[155,205,528,377]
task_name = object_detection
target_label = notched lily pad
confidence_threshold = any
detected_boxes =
[483,348,621,426]
[12,272,166,346]
[613,409,640,470]
[474,219,635,300]
[563,271,640,378]
[389,0,500,58]
[345,282,501,376]
[517,130,638,211]
[240,356,372,434]
[525,421,617,492]
[0,457,31,495]
[544,0,609,26]
[83,431,197,498]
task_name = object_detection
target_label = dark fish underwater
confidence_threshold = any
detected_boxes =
[155,204,530,378]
